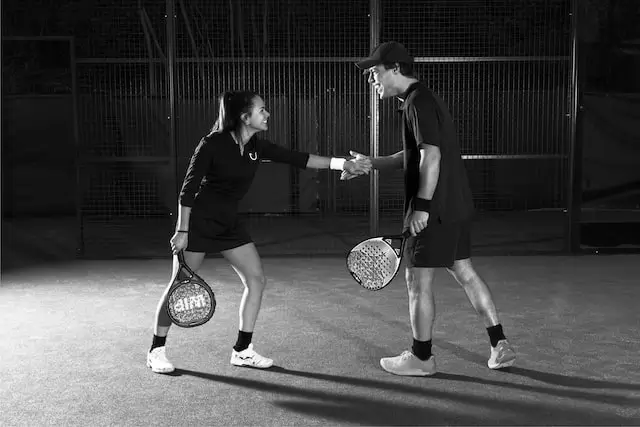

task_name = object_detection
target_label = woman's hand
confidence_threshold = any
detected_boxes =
[341,150,372,180]
[170,231,189,254]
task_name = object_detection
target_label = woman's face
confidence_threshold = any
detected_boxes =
[244,96,270,132]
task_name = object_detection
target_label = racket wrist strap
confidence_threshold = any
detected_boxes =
[330,157,346,170]
[413,197,432,213]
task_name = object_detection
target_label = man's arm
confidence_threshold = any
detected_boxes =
[346,150,403,172]
[417,144,441,201]
[306,154,371,175]
[340,150,402,180]
[370,150,404,171]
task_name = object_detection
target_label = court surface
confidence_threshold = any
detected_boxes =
[1,253,639,426]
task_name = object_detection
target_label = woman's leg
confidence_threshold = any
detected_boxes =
[221,243,273,368]
[147,251,206,373]
[220,243,266,337]
[153,250,206,337]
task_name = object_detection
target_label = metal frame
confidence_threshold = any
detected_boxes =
[75,57,366,64]
[166,0,178,219]
[369,0,381,236]
[415,56,570,63]
[566,0,583,253]
[69,38,82,256]
[75,56,570,65]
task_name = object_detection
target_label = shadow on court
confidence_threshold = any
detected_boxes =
[175,367,636,426]
[435,340,640,391]
[266,366,640,404]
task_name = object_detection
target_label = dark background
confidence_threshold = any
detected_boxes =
[2,0,639,261]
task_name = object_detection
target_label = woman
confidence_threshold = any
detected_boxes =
[147,90,371,373]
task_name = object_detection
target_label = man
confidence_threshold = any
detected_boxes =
[345,41,516,376]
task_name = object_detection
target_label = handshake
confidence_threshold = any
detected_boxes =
[341,151,372,181]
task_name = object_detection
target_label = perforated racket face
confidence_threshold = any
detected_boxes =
[346,238,402,290]
[167,279,216,328]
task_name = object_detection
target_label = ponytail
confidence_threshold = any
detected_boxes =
[209,91,258,138]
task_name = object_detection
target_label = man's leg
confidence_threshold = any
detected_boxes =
[406,266,437,353]
[379,224,456,377]
[379,265,438,376]
[447,257,516,369]
[447,258,500,327]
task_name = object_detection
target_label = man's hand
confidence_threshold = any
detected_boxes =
[408,210,429,236]
[341,150,371,180]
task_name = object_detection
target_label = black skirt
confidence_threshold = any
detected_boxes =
[186,212,252,253]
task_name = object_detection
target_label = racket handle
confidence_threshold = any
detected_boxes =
[176,251,196,277]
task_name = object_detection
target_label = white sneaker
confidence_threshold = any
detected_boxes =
[230,344,274,369]
[146,346,175,374]
[488,339,516,369]
[380,350,436,376]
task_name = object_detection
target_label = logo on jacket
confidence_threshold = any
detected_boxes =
[248,152,258,161]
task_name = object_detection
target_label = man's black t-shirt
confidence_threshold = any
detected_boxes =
[401,82,475,225]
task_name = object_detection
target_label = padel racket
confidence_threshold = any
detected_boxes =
[346,231,411,291]
[166,251,216,328]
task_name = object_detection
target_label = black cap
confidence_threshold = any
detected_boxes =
[355,41,414,70]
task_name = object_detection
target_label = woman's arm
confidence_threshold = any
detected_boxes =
[258,140,371,175]
[177,138,212,225]
[175,204,192,232]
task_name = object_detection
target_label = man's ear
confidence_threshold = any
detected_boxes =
[393,63,401,73]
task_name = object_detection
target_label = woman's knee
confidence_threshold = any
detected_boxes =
[181,251,205,272]
[235,264,266,290]
[243,273,267,295]
[222,243,266,290]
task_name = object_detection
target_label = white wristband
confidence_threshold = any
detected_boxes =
[330,157,346,171]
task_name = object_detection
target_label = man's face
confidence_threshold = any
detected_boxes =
[367,64,398,99]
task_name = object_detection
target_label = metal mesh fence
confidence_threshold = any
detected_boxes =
[2,0,576,257]
[69,1,173,256]
[381,0,570,57]
[173,0,372,225]
[173,0,370,58]
[379,0,572,218]
[379,60,571,213]
[2,37,76,221]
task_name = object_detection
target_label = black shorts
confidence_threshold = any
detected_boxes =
[404,221,472,268]
[186,213,252,254]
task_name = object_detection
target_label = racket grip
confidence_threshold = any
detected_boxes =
[176,251,195,277]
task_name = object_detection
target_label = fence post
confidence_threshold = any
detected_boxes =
[69,37,84,257]
[166,0,178,220]
[369,0,381,237]
[567,0,584,253]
